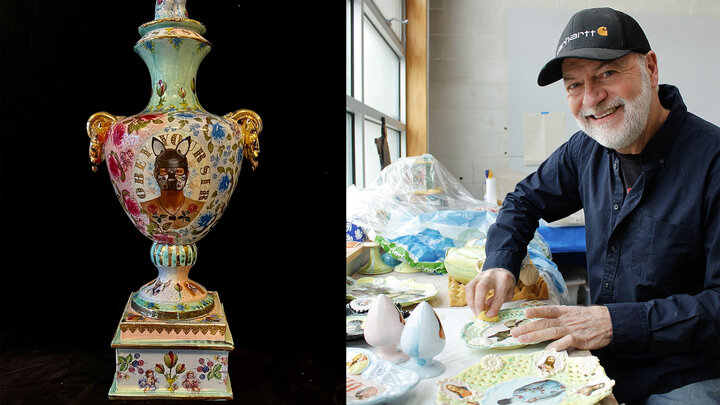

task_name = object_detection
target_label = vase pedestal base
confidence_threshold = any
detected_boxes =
[108,292,234,400]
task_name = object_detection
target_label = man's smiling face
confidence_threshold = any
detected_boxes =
[562,52,654,152]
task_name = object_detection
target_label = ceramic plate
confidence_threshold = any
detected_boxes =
[461,308,542,350]
[435,349,615,405]
[346,304,410,342]
[346,276,439,307]
[346,347,420,404]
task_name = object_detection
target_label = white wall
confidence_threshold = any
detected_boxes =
[428,0,720,201]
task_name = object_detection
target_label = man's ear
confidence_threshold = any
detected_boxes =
[645,51,660,88]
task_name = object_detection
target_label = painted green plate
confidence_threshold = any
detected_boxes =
[461,308,543,350]
[436,349,615,405]
[346,276,439,307]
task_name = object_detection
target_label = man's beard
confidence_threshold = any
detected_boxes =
[575,67,653,150]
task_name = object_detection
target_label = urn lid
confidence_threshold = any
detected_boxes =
[138,0,207,36]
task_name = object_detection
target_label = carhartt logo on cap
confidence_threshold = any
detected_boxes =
[556,30,596,56]
[555,26,609,56]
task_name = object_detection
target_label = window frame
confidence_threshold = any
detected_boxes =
[347,0,407,189]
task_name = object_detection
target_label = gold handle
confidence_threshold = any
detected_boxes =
[86,112,121,172]
[224,109,262,171]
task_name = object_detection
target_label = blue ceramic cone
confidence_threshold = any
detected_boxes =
[399,301,446,378]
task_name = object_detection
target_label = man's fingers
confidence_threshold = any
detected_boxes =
[471,281,490,317]
[512,317,554,338]
[546,335,574,352]
[465,279,477,317]
[525,305,566,319]
[516,325,565,344]
[465,268,516,317]
[488,272,515,317]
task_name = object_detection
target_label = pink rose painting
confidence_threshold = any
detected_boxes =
[108,153,122,179]
[112,124,127,147]
[123,191,142,217]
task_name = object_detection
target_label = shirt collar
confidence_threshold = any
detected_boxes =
[603,84,688,163]
[638,84,688,164]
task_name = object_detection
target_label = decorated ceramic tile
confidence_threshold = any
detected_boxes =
[461,308,541,350]
[110,348,232,399]
[436,349,615,405]
[346,276,439,307]
[346,348,419,404]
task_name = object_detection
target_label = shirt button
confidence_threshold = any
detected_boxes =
[604,282,610,289]
[613,203,619,210]
[613,163,618,170]
[659,158,665,164]
[610,245,616,252]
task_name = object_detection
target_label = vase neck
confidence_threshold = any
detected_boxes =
[134,14,210,112]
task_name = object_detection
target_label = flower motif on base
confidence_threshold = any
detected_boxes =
[154,351,186,392]
[478,354,504,372]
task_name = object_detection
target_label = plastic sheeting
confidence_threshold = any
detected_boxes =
[346,154,569,304]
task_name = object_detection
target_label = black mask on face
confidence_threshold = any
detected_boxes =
[152,137,191,191]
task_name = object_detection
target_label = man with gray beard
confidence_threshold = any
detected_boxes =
[465,8,720,405]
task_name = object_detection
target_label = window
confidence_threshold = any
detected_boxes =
[347,0,407,188]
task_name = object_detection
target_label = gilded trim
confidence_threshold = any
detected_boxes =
[131,298,215,321]
[224,109,263,171]
[87,112,124,172]
[119,323,225,336]
[137,34,211,45]
[139,18,205,29]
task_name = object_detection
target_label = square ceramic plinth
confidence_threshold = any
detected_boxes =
[119,292,228,341]
[109,292,234,400]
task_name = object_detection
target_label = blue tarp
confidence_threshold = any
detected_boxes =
[536,225,586,254]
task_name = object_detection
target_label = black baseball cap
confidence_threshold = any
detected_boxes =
[537,8,651,86]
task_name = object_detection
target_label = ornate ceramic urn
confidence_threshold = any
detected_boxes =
[87,0,261,320]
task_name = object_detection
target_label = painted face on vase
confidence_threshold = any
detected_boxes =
[152,137,190,192]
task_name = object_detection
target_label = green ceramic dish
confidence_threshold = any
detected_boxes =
[346,276,439,307]
[461,308,541,350]
[436,349,615,405]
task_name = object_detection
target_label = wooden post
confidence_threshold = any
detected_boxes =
[406,0,428,156]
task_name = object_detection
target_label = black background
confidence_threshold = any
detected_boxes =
[1,1,346,403]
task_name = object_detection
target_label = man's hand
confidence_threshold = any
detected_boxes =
[465,268,516,318]
[511,305,613,351]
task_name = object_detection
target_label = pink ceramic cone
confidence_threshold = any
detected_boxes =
[363,295,409,364]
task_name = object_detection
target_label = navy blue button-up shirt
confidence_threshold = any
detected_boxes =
[483,85,720,402]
